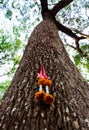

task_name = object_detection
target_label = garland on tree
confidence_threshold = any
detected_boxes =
[35,65,54,105]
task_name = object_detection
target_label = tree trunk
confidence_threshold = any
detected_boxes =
[0,17,89,130]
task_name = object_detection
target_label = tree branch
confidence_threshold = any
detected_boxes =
[54,20,79,40]
[66,41,89,58]
[54,20,88,42]
[51,0,73,16]
[66,43,76,49]
[54,20,89,58]
[40,0,48,18]
[71,28,89,39]
[75,41,84,55]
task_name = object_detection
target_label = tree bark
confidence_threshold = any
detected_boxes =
[0,17,89,130]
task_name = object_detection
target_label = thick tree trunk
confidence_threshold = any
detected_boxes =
[0,18,89,130]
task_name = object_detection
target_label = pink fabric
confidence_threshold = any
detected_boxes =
[37,65,49,79]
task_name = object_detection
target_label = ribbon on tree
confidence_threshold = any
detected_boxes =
[35,65,54,105]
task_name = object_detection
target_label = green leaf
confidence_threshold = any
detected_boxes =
[74,54,81,65]
[0,0,3,4]
[0,80,10,101]
[13,39,21,51]
[16,39,21,47]
[80,44,89,53]
[12,55,20,64]
[85,64,89,72]
[5,10,12,20]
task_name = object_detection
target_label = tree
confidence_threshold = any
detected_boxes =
[0,0,89,129]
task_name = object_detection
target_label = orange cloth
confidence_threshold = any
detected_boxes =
[43,93,54,105]
[35,91,54,105]
[38,78,52,87]
[35,91,45,101]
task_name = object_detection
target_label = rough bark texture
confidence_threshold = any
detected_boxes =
[0,18,89,130]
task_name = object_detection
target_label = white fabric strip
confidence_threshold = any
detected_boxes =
[39,84,43,91]
[45,85,49,94]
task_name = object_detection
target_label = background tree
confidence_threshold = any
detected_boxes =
[0,0,89,129]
